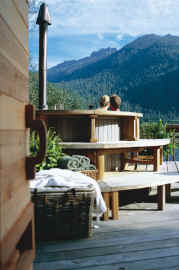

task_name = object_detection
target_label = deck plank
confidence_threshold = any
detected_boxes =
[34,245,179,270]
[35,237,179,262]
[35,257,179,270]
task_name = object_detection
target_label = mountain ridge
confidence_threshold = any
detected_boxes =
[47,34,179,119]
[47,47,117,82]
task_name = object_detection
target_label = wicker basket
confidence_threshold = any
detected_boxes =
[31,187,95,241]
[80,170,98,180]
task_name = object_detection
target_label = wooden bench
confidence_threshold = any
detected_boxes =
[98,161,179,221]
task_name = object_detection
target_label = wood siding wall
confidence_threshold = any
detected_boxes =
[0,1,34,269]
[95,118,120,142]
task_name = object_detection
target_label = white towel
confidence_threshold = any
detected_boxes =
[30,168,106,217]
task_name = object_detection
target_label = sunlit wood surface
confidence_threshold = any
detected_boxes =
[34,177,179,270]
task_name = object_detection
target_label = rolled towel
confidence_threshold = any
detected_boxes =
[67,158,82,171]
[58,156,73,169]
[89,164,96,170]
[72,155,90,170]
[59,155,96,171]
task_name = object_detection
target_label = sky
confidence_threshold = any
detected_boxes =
[29,0,179,68]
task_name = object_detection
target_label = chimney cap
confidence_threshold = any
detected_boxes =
[36,3,51,25]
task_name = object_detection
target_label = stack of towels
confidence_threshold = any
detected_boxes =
[58,155,96,171]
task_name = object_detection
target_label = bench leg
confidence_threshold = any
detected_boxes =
[111,192,119,220]
[157,185,166,210]
[166,184,171,201]
[102,192,110,221]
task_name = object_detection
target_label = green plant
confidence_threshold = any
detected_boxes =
[140,119,177,158]
[30,128,62,170]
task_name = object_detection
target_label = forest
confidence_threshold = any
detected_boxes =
[46,34,179,122]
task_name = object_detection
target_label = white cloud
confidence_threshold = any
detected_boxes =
[47,59,63,68]
[41,0,179,36]
[30,0,179,66]
[97,32,104,40]
[116,34,123,41]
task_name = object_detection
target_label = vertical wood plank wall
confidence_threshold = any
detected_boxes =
[0,1,34,269]
[95,118,120,142]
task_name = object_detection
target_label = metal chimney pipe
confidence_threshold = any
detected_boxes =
[36,3,51,110]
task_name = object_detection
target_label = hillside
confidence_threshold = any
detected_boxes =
[47,34,179,119]
[47,47,117,82]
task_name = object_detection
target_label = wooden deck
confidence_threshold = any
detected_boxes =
[34,181,179,270]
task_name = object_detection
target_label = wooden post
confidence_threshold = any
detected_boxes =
[102,193,110,221]
[135,116,140,140]
[89,115,97,143]
[111,192,119,220]
[97,151,104,180]
[154,147,160,171]
[157,185,166,210]
[173,133,176,161]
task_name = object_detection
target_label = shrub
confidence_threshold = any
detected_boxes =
[30,128,62,170]
[140,119,177,158]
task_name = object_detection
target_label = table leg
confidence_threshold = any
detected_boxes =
[97,151,104,180]
[157,185,166,210]
[102,192,110,221]
[154,148,160,171]
[111,192,119,220]
[160,147,163,165]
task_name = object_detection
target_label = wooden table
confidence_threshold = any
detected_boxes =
[60,139,170,180]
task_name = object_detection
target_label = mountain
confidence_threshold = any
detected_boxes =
[48,34,179,119]
[47,47,117,82]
